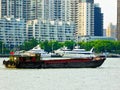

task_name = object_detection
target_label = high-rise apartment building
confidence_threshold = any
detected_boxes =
[0,17,26,48]
[23,0,42,21]
[94,4,103,36]
[77,0,94,36]
[43,0,79,22]
[117,0,120,40]
[0,0,101,44]
[0,0,1,18]
[1,0,42,21]
[70,0,79,23]
[26,19,75,42]
[1,0,23,18]
[42,0,62,21]
[42,0,50,20]
[53,0,62,20]
[0,0,79,23]
[42,0,63,21]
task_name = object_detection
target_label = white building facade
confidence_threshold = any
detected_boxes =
[0,17,26,48]
[1,0,42,21]
[0,0,99,48]
[23,0,42,21]
[1,0,23,18]
[26,19,75,42]
[0,0,1,18]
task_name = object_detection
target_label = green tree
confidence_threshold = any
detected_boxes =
[0,41,3,54]
[64,40,76,50]
[113,41,120,53]
[40,40,63,52]
[40,40,51,52]
[19,38,38,51]
[16,40,120,54]
[79,40,120,53]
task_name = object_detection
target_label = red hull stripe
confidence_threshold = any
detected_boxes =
[43,58,92,64]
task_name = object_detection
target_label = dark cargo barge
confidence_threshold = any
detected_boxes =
[3,53,106,69]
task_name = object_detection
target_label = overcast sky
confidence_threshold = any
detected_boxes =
[94,0,117,28]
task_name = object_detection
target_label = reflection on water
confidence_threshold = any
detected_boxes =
[0,58,120,90]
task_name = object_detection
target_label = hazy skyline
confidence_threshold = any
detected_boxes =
[95,0,117,28]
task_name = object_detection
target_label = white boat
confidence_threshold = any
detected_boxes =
[54,46,95,58]
[27,45,51,57]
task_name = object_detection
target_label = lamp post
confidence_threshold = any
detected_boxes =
[52,42,54,53]
[2,43,4,54]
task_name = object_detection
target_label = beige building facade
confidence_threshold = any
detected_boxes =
[117,0,120,40]
[77,0,94,36]
[106,23,116,39]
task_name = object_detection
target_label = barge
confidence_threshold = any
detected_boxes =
[3,53,106,69]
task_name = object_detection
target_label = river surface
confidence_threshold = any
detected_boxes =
[0,58,120,90]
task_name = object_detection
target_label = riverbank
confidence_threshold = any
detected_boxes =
[106,54,120,58]
[0,54,10,57]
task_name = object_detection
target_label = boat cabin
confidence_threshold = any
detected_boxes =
[9,53,41,63]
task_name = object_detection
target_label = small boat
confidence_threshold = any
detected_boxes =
[3,52,106,69]
[54,46,95,58]
[27,45,51,57]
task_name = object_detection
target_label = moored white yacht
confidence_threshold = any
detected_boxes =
[54,46,95,58]
[27,45,51,57]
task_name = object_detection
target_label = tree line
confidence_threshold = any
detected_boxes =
[0,39,120,54]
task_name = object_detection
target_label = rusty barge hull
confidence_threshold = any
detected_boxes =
[3,53,106,69]
[42,59,105,68]
[14,58,105,69]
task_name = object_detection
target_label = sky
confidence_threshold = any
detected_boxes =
[94,0,117,28]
